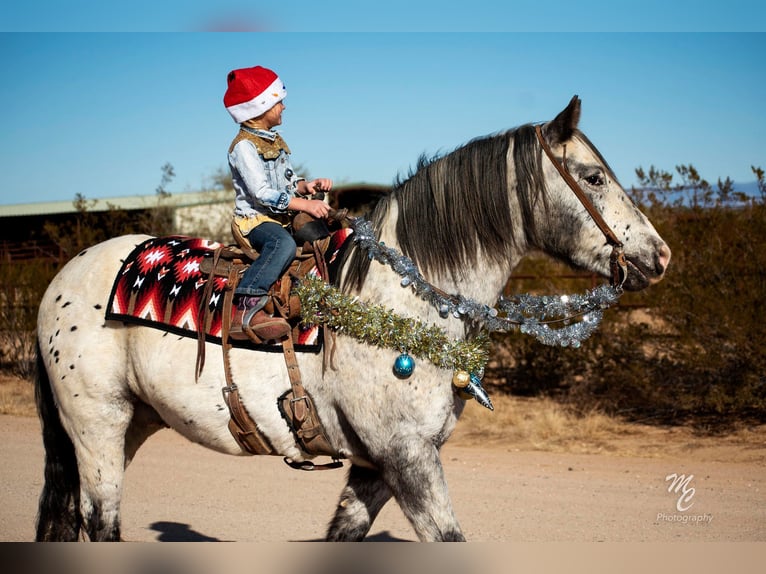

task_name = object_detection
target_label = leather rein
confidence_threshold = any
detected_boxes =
[534,124,628,290]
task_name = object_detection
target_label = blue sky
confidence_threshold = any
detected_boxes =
[2,1,765,32]
[0,11,764,206]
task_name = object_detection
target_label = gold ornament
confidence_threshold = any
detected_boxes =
[452,371,471,388]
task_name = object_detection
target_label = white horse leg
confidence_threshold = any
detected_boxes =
[379,437,465,542]
[62,397,134,542]
[65,399,162,540]
[326,465,393,541]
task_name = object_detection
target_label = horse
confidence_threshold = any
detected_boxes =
[34,96,670,542]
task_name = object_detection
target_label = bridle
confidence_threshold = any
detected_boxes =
[320,131,628,346]
[534,124,628,290]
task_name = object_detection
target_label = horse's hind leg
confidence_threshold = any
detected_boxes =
[326,465,393,541]
[381,438,465,542]
[65,397,134,541]
[36,352,133,541]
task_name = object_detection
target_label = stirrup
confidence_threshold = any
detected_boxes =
[242,304,262,325]
[240,310,290,343]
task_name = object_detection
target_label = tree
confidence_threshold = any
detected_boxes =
[142,162,176,236]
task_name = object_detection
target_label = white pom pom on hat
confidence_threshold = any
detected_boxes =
[223,66,287,123]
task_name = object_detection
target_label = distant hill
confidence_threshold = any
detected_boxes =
[736,180,762,198]
[633,180,762,206]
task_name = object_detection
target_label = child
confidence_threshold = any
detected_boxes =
[223,65,332,341]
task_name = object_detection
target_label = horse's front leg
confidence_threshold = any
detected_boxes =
[326,464,393,541]
[381,437,465,542]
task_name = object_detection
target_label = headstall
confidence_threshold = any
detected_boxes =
[534,124,628,289]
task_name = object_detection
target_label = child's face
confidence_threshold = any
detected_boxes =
[261,101,285,129]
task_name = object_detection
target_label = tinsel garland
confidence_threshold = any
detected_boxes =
[296,216,623,410]
[496,287,621,347]
[296,276,490,376]
[350,217,622,347]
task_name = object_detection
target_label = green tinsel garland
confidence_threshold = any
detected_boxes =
[296,276,490,376]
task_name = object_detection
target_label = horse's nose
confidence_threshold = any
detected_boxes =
[656,242,671,276]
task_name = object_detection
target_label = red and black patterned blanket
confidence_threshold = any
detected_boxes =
[106,229,353,350]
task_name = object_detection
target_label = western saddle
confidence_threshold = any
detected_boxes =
[195,208,349,469]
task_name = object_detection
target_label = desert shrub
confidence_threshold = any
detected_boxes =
[0,259,59,378]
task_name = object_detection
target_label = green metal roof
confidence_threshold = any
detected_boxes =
[0,190,232,218]
[0,184,391,218]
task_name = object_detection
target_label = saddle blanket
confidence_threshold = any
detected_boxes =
[106,231,352,350]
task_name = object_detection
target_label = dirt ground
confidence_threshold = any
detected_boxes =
[1,410,764,543]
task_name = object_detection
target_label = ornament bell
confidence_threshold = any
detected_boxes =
[393,352,415,378]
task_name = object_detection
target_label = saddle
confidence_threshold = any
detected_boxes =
[195,209,349,469]
[199,225,327,329]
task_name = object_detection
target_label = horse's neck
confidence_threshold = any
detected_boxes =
[359,201,518,338]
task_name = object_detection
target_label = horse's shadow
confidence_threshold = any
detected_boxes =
[295,531,411,542]
[148,522,410,542]
[149,521,223,542]
[361,531,411,542]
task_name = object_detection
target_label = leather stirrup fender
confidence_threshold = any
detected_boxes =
[278,333,340,461]
[219,266,275,456]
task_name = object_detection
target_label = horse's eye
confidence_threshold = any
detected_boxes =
[584,173,605,187]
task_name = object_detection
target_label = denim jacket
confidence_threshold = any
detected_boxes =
[229,126,304,220]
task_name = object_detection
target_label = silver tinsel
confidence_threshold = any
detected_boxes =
[350,217,622,348]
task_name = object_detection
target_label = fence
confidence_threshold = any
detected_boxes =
[0,240,65,264]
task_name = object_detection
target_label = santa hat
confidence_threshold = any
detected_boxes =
[223,66,287,123]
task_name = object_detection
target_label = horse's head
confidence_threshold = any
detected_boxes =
[343,96,670,298]
[534,96,670,291]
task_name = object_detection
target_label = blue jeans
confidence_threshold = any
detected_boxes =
[234,222,297,297]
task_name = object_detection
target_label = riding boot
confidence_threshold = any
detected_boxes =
[229,295,290,342]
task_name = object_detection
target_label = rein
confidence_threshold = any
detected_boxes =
[534,124,628,290]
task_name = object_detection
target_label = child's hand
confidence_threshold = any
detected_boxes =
[302,178,333,195]
[289,196,330,219]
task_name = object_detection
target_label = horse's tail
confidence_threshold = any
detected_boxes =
[34,340,81,541]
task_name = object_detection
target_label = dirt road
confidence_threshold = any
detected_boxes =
[1,414,764,542]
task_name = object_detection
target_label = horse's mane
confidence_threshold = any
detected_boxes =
[339,124,547,292]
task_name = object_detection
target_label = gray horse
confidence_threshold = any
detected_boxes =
[35,96,669,541]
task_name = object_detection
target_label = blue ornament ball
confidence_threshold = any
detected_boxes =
[393,353,415,379]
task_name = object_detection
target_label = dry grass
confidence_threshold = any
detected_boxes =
[0,374,35,417]
[453,394,637,454]
[452,393,766,463]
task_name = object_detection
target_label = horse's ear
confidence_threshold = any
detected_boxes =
[543,95,581,145]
